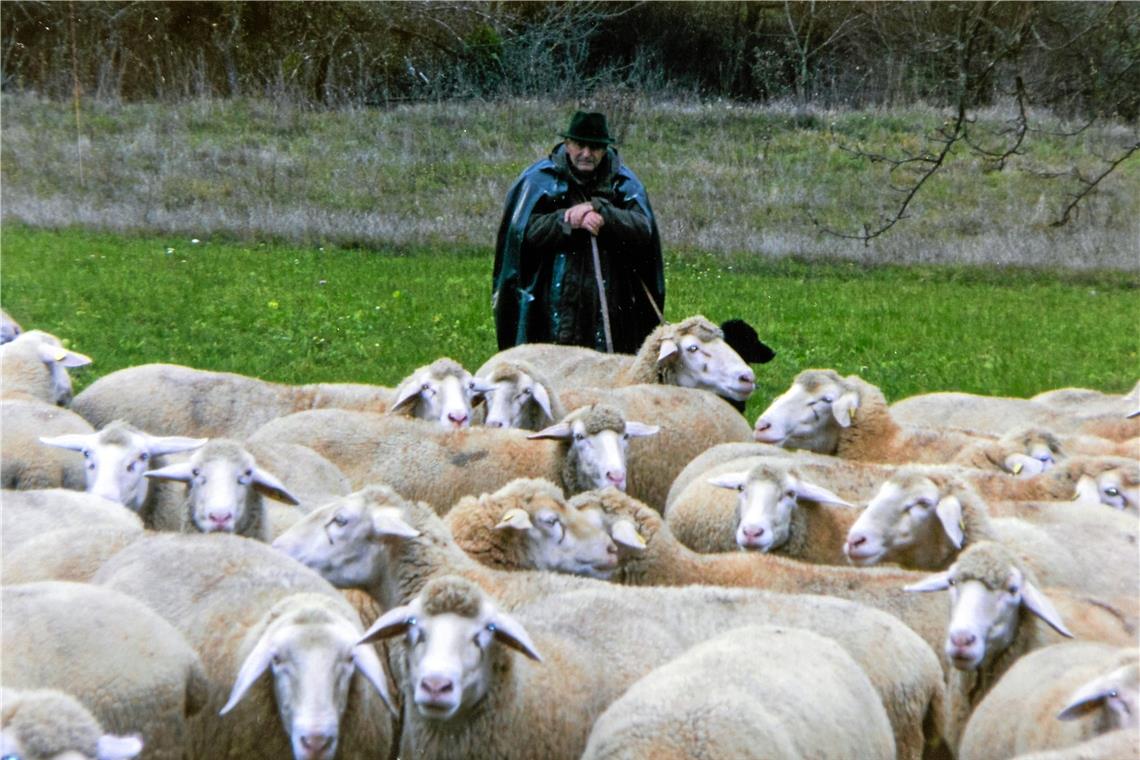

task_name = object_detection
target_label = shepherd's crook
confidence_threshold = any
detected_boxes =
[590,235,614,353]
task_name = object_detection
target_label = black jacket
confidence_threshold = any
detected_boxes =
[492,144,665,354]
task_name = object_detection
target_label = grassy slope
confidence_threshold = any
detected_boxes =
[3,226,1135,421]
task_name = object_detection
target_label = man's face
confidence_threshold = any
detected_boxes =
[565,139,607,175]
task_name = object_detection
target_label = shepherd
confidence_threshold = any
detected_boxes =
[492,110,665,354]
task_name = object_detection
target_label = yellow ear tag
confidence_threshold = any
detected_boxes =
[848,407,857,423]
[494,508,532,531]
[1012,462,1023,475]
[958,517,966,533]
[53,349,68,362]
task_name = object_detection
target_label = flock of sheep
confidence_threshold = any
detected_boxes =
[0,305,1137,760]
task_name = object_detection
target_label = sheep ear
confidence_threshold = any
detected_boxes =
[528,422,572,440]
[707,472,749,491]
[495,507,533,531]
[144,462,196,483]
[1072,475,1100,504]
[391,379,425,413]
[935,495,965,549]
[831,392,860,428]
[656,339,679,365]
[39,432,96,451]
[794,480,853,507]
[38,342,93,368]
[251,467,301,505]
[220,633,275,715]
[530,383,556,422]
[488,610,543,662]
[1057,675,1115,721]
[96,733,145,760]
[358,604,417,644]
[612,519,646,551]
[370,508,420,539]
[904,572,953,593]
[625,422,659,438]
[1021,580,1074,638]
[145,435,208,458]
[352,642,398,716]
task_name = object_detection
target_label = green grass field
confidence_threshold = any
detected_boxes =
[3,225,1135,420]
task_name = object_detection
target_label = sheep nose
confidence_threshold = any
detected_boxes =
[421,675,454,699]
[300,733,333,753]
[606,471,627,489]
[847,534,867,550]
[448,412,468,427]
[486,419,504,428]
[950,632,977,648]
[208,511,233,527]
[739,369,756,385]
[741,525,765,541]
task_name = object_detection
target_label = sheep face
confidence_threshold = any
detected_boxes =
[479,369,555,429]
[845,475,963,566]
[1075,465,1139,512]
[2,330,93,406]
[1058,656,1140,731]
[491,493,618,578]
[530,412,658,493]
[709,466,852,553]
[220,605,393,760]
[905,543,1073,671]
[359,578,541,721]
[662,331,755,402]
[39,425,205,511]
[752,370,857,451]
[392,361,493,429]
[271,489,420,590]
[145,440,298,534]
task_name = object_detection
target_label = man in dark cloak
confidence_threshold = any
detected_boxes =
[492,111,665,354]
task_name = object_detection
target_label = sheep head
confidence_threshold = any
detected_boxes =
[752,369,860,453]
[390,358,494,429]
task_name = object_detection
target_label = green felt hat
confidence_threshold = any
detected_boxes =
[560,111,615,145]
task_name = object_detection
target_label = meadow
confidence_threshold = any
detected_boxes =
[2,224,1135,420]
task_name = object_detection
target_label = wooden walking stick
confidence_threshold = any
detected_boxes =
[590,235,614,353]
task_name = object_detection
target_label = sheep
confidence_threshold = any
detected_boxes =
[958,643,1138,760]
[443,478,619,579]
[0,330,92,406]
[1031,380,1140,419]
[1,524,143,585]
[556,383,753,511]
[91,533,394,760]
[249,404,658,514]
[903,540,1092,753]
[473,358,566,430]
[889,390,1082,436]
[964,454,1140,506]
[2,400,94,491]
[580,625,896,760]
[0,307,22,343]
[663,440,796,509]
[273,487,951,758]
[360,573,937,760]
[668,460,859,560]
[1070,455,1139,512]
[0,489,143,555]
[1,581,210,760]
[387,356,496,428]
[37,420,206,516]
[753,368,993,462]
[142,438,302,539]
[953,425,1135,475]
[844,467,1140,604]
[0,687,144,760]
[477,315,757,404]
[1008,728,1140,759]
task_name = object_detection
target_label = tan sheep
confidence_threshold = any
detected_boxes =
[0,687,143,760]
[959,643,1138,760]
[753,369,993,462]
[472,358,566,430]
[0,330,92,406]
[581,625,896,760]
[1007,727,1140,759]
[2,399,94,491]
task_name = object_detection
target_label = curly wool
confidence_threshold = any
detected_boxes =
[1,688,103,759]
[420,576,485,619]
[622,316,723,385]
[446,479,568,570]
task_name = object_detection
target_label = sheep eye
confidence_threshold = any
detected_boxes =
[83,449,93,459]
[332,514,348,527]
[521,387,532,396]
[574,432,586,442]
[1008,585,1019,595]
[1109,689,1119,698]
[1105,487,1120,497]
[947,578,956,586]
[140,452,150,461]
[820,395,834,404]
[421,382,431,391]
[87,461,96,470]
[784,490,796,500]
[127,462,137,473]
[191,468,201,477]
[541,515,559,527]
[271,653,284,666]
[686,344,699,353]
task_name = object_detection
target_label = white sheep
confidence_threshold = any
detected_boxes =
[0,489,143,555]
[580,625,896,760]
[0,687,143,760]
[958,642,1138,760]
[1069,455,1139,512]
[1031,380,1140,419]
[142,438,301,539]
[753,369,992,462]
[954,425,1135,476]
[845,467,1140,604]
[249,404,658,514]
[889,390,1081,436]
[1,524,143,586]
[38,420,206,517]
[361,573,934,760]
[472,358,565,430]
[2,399,95,491]
[1,581,210,760]
[387,356,496,428]
[92,532,394,760]
[1007,727,1140,759]
[0,308,22,344]
[556,383,753,511]
[477,315,757,404]
[443,478,619,579]
[903,541,1087,753]
[0,330,92,406]
[275,487,948,759]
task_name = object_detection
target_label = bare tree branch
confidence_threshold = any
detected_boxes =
[1051,142,1139,227]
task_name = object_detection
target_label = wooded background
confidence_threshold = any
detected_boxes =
[4,2,1136,118]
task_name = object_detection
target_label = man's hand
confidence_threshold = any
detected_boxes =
[563,202,594,228]
[581,210,604,235]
